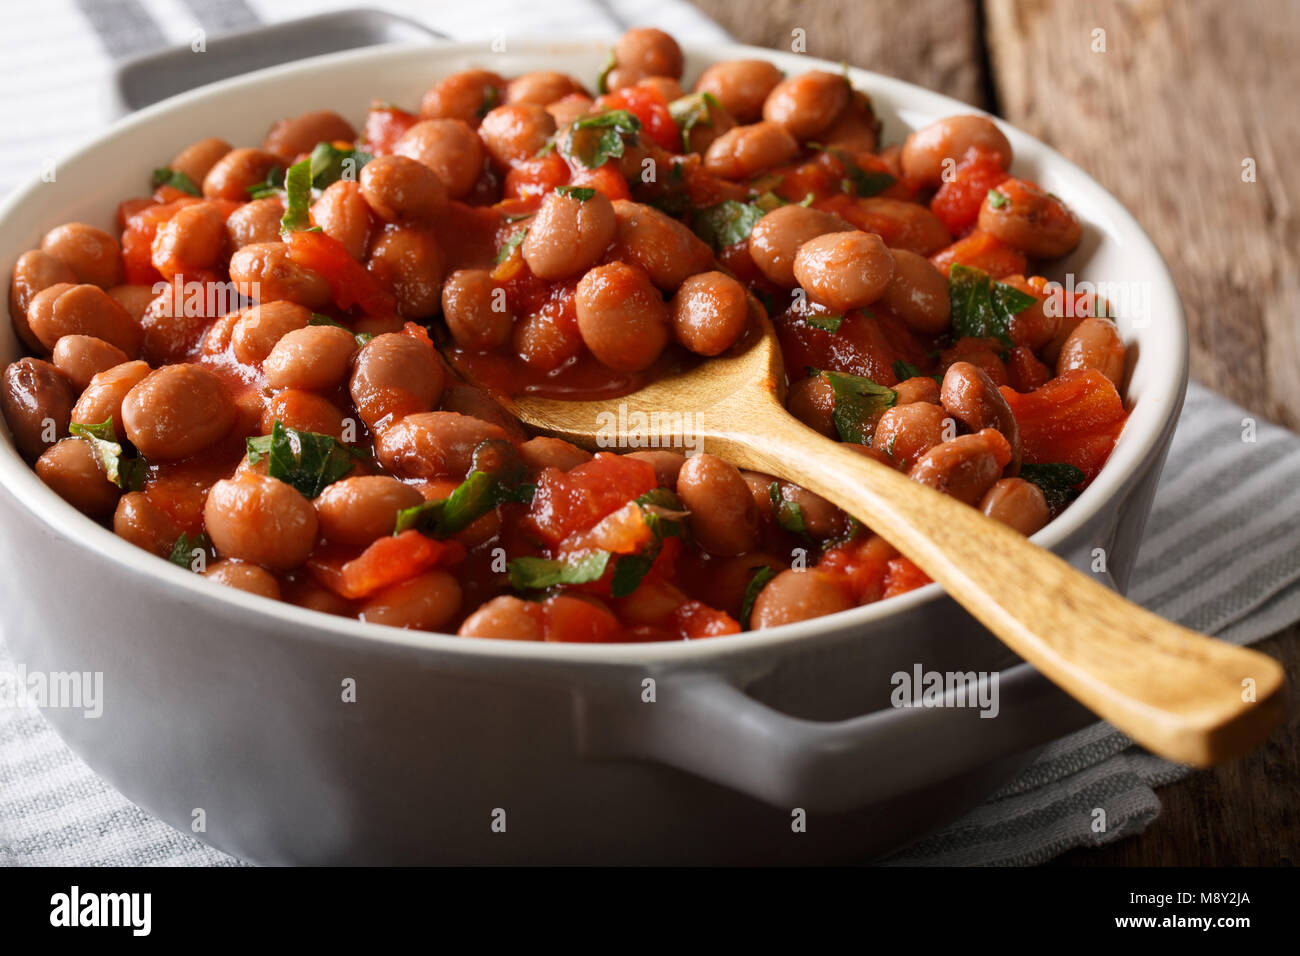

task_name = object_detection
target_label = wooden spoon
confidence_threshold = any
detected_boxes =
[471,317,1286,766]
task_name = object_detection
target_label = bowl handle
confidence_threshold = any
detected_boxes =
[107,9,448,116]
[579,664,1095,813]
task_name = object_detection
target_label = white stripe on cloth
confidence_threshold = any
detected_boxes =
[1,1,1297,868]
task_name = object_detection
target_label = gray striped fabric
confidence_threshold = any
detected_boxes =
[2,0,1297,867]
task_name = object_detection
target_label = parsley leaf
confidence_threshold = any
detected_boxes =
[739,565,776,631]
[948,264,1038,347]
[308,141,373,188]
[808,143,896,197]
[246,166,286,200]
[1019,462,1086,513]
[563,109,641,169]
[555,185,596,201]
[279,157,314,236]
[987,188,1009,209]
[68,417,147,490]
[819,370,898,444]
[668,91,721,152]
[151,167,201,196]
[495,227,528,264]
[169,532,210,571]
[610,553,657,598]
[692,199,765,251]
[768,482,807,536]
[806,314,843,334]
[508,551,612,590]
[394,443,535,539]
[596,47,617,95]
[246,421,358,498]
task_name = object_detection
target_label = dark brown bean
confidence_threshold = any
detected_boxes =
[940,361,1021,473]
[1,358,76,459]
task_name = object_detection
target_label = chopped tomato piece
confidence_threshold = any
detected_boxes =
[310,531,465,601]
[525,453,658,546]
[567,162,631,201]
[560,501,654,555]
[597,85,680,152]
[285,229,396,316]
[542,594,622,642]
[930,229,1027,279]
[121,197,200,285]
[776,309,922,384]
[818,534,897,604]
[929,146,1010,236]
[670,601,741,639]
[362,104,419,155]
[503,152,570,201]
[883,557,931,599]
[1000,369,1127,480]
[1007,345,1049,392]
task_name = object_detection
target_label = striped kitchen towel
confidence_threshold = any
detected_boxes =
[2,0,1298,868]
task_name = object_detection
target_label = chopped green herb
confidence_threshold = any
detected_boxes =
[169,532,210,570]
[668,91,721,152]
[596,47,617,95]
[501,210,535,224]
[308,142,373,188]
[508,551,612,590]
[563,109,641,169]
[279,157,314,236]
[68,417,146,490]
[751,190,786,212]
[739,565,776,630]
[808,142,896,197]
[692,199,765,251]
[247,166,286,200]
[495,227,528,264]
[987,188,1009,209]
[309,313,345,328]
[798,192,816,207]
[948,264,1038,347]
[820,370,898,444]
[1019,462,1086,513]
[477,85,500,119]
[555,185,596,201]
[806,314,843,334]
[893,359,923,381]
[246,421,358,499]
[768,482,807,536]
[151,167,201,196]
[610,553,657,598]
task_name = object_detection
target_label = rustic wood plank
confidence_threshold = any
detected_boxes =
[689,0,988,107]
[985,0,1300,429]
[1053,625,1300,866]
[987,0,1300,865]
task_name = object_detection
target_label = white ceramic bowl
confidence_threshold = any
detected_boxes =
[0,40,1187,864]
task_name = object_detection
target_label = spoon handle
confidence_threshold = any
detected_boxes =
[707,405,1285,766]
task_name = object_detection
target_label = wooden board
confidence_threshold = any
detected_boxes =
[689,0,988,107]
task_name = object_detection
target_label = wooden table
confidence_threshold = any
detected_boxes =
[691,0,1300,865]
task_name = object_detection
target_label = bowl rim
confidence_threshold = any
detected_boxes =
[0,38,1188,666]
